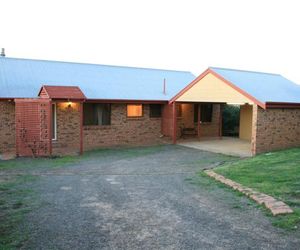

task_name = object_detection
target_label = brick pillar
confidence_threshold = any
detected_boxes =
[197,104,201,139]
[172,102,177,144]
[79,102,83,155]
[219,104,223,138]
[161,103,175,137]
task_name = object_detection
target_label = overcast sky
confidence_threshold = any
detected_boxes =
[1,0,300,82]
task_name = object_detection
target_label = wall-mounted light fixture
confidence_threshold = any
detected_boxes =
[68,101,72,108]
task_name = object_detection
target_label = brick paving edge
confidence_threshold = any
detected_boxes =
[204,170,293,216]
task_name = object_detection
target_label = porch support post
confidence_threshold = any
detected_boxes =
[15,99,19,157]
[79,102,84,155]
[197,104,201,139]
[172,102,177,144]
[219,104,223,139]
[49,99,52,156]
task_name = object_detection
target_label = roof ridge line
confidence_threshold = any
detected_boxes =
[209,66,281,76]
[0,56,192,74]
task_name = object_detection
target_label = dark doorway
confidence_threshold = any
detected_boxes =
[222,105,240,137]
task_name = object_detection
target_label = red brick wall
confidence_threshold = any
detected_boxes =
[83,104,168,150]
[200,104,221,137]
[15,99,51,157]
[252,105,300,154]
[181,104,194,128]
[52,102,81,155]
[0,101,16,154]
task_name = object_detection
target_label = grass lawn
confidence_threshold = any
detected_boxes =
[214,148,300,230]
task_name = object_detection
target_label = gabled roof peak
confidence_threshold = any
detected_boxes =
[39,85,86,100]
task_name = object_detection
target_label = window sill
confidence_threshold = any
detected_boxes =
[83,125,112,130]
[126,117,144,121]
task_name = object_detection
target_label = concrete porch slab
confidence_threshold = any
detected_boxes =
[178,137,252,157]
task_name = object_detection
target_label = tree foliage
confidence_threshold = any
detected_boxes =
[222,105,240,136]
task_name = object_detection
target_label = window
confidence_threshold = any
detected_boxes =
[176,104,182,117]
[194,104,213,123]
[127,104,143,117]
[201,104,213,122]
[52,103,57,140]
[149,104,162,118]
[83,103,111,125]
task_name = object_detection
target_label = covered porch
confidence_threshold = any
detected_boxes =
[168,68,261,157]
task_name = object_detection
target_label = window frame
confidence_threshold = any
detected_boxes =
[194,104,213,123]
[127,104,143,118]
[83,103,111,126]
[201,104,213,123]
[52,103,57,140]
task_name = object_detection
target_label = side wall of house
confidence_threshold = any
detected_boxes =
[252,105,300,154]
[83,104,167,150]
[52,102,81,155]
[0,101,16,154]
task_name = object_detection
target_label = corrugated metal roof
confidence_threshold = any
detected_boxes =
[210,67,300,104]
[0,57,196,101]
[39,86,86,100]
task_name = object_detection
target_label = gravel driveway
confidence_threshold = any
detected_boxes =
[18,145,300,249]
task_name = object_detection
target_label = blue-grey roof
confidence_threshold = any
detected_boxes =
[0,57,196,100]
[210,67,300,104]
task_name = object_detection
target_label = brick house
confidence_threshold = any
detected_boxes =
[1,56,300,158]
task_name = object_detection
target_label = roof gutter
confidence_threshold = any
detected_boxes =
[85,99,168,104]
[0,98,14,101]
[265,102,300,109]
[0,97,168,104]
[51,98,86,102]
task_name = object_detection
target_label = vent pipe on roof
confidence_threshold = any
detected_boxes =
[0,48,5,57]
[163,78,166,95]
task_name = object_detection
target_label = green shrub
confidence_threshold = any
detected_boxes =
[222,105,240,136]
